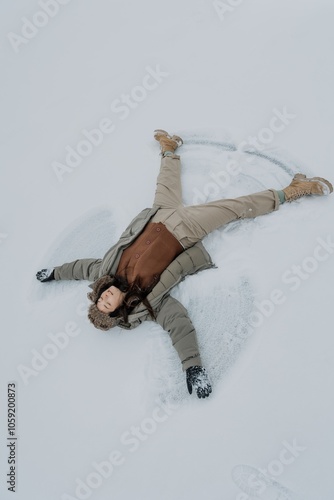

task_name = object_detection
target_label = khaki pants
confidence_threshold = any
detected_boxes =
[151,153,280,249]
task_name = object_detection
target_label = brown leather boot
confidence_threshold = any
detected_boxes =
[154,129,183,154]
[282,173,333,202]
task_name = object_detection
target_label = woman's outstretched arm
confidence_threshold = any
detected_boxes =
[155,295,212,398]
[155,295,202,371]
[37,258,102,282]
[54,258,102,281]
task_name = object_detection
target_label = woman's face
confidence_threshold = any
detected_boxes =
[97,286,125,314]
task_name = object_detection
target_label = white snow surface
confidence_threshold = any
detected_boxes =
[1,1,334,499]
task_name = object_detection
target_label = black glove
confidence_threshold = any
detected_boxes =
[186,366,212,399]
[36,269,55,282]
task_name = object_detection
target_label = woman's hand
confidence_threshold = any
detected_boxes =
[36,268,55,282]
[186,366,212,399]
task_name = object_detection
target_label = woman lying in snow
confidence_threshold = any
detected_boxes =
[36,130,333,399]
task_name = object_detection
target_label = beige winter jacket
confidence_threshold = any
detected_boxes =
[53,207,216,370]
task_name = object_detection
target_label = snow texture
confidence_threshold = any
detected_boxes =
[1,1,334,499]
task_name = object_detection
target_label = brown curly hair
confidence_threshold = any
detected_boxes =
[87,274,155,331]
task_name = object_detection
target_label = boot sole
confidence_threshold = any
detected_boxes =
[293,173,333,195]
[171,134,183,146]
[154,129,170,141]
[154,129,183,146]
[311,176,333,195]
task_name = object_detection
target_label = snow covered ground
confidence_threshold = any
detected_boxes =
[1,0,334,499]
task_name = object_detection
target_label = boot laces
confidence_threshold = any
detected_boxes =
[288,187,311,200]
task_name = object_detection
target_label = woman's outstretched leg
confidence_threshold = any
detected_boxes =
[149,131,333,250]
[169,174,333,249]
[152,153,183,209]
[152,129,184,210]
[151,130,186,232]
[174,189,280,248]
